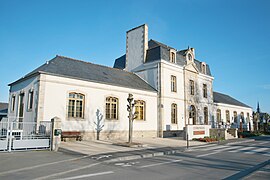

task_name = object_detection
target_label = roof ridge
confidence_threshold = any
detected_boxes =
[149,39,176,50]
[55,55,137,75]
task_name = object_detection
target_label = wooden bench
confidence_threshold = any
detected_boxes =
[61,131,82,141]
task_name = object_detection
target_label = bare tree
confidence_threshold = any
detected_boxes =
[94,109,104,140]
[127,93,138,144]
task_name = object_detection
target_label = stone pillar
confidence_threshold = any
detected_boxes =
[51,117,62,151]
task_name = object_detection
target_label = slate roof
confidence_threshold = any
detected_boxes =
[113,39,212,76]
[0,102,8,114]
[10,56,157,92]
[213,92,251,108]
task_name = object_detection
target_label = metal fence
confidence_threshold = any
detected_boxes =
[0,120,52,151]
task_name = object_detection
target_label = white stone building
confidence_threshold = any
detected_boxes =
[8,24,253,139]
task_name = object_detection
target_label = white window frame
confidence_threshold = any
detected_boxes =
[135,100,145,121]
[68,92,85,119]
[106,97,119,120]
[27,90,34,111]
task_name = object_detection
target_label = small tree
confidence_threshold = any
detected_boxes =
[127,93,137,144]
[94,109,104,140]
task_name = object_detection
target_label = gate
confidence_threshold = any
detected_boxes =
[0,120,52,152]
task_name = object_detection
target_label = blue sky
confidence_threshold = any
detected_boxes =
[1,0,270,113]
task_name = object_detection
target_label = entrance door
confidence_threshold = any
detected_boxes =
[18,93,25,129]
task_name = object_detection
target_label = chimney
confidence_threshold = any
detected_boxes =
[125,24,148,72]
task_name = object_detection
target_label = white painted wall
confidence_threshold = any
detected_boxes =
[8,76,39,123]
[214,103,253,130]
[160,61,185,130]
[40,74,158,133]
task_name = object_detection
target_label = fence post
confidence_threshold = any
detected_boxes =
[51,117,61,151]
[8,121,13,152]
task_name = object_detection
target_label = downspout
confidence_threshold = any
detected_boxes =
[157,62,162,137]
[183,67,187,127]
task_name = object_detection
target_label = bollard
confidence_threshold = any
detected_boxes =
[187,133,189,149]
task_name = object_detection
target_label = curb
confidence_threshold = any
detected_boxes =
[58,147,89,156]
[104,148,185,163]
[58,138,255,163]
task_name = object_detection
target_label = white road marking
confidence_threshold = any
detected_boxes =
[214,146,239,152]
[196,151,220,157]
[57,171,114,180]
[245,148,269,154]
[192,145,227,151]
[139,159,183,168]
[258,142,268,145]
[0,155,89,176]
[228,146,255,153]
[33,162,100,180]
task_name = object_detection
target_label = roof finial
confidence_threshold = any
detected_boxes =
[257,101,260,113]
[188,45,190,50]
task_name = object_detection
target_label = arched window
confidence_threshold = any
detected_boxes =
[68,93,85,118]
[170,52,176,63]
[217,109,221,123]
[233,111,237,123]
[188,53,193,61]
[226,110,230,124]
[171,103,177,124]
[106,97,118,120]
[247,112,250,123]
[135,100,145,120]
[240,112,244,123]
[204,107,208,125]
[189,105,196,125]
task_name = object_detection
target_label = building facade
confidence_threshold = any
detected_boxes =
[8,24,253,139]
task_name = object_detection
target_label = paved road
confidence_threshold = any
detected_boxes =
[0,136,269,180]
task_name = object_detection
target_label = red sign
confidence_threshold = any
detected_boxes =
[193,131,205,135]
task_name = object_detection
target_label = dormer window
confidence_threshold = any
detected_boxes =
[187,53,193,62]
[170,49,176,63]
[201,62,206,74]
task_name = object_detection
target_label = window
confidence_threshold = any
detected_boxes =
[171,103,177,124]
[203,84,207,98]
[226,110,230,124]
[190,80,195,95]
[135,100,145,120]
[171,75,177,92]
[188,53,192,61]
[106,97,118,120]
[204,107,208,125]
[217,109,221,123]
[68,93,84,118]
[240,112,244,123]
[233,111,237,123]
[11,95,16,112]
[247,112,250,122]
[170,51,176,63]
[27,90,34,111]
[18,93,25,129]
[189,105,196,124]
[202,64,206,74]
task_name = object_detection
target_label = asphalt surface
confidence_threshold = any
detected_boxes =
[0,136,269,180]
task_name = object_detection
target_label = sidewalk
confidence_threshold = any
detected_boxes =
[59,137,255,162]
